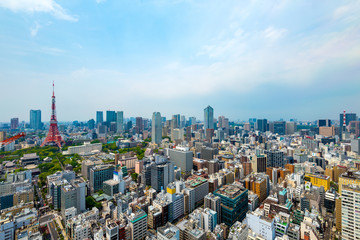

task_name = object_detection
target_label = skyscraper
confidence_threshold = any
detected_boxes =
[151,156,175,192]
[30,110,42,130]
[270,121,286,135]
[106,110,116,126]
[180,115,185,128]
[96,111,103,125]
[171,115,179,129]
[87,119,95,130]
[152,112,162,145]
[116,111,124,134]
[10,118,19,129]
[204,105,214,131]
[341,185,360,240]
[256,119,268,132]
[317,119,331,127]
[135,117,143,134]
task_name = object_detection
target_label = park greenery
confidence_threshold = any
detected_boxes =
[0,145,82,187]
[100,141,148,160]
[131,172,138,182]
[86,196,102,210]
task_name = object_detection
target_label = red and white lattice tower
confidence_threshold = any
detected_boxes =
[41,81,64,148]
[343,110,347,132]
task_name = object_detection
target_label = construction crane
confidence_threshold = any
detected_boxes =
[0,132,26,147]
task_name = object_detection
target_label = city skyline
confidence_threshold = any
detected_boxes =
[1,105,360,124]
[1,0,360,121]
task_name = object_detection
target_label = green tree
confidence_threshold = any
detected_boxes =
[131,172,138,182]
[86,196,102,210]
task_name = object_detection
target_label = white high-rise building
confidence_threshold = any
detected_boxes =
[152,112,162,144]
[246,209,275,240]
[202,208,217,232]
[341,185,360,240]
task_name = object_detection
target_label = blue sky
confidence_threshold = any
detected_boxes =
[0,0,360,122]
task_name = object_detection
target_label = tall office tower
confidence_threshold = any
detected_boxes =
[266,150,284,168]
[214,184,248,226]
[169,146,194,173]
[189,117,196,125]
[251,155,267,173]
[256,119,268,132]
[143,119,149,131]
[204,193,222,224]
[171,115,179,129]
[340,111,357,139]
[30,110,42,130]
[249,118,257,129]
[135,117,143,134]
[180,115,185,128]
[175,114,180,127]
[41,82,64,148]
[96,111,103,125]
[60,179,86,216]
[341,185,360,240]
[10,118,19,129]
[116,111,124,134]
[285,122,297,135]
[204,106,214,131]
[218,116,223,128]
[151,156,175,192]
[317,119,331,127]
[126,121,132,132]
[208,159,220,174]
[106,110,116,126]
[270,121,286,135]
[89,164,115,193]
[87,119,95,130]
[218,116,229,129]
[349,121,360,138]
[152,112,162,145]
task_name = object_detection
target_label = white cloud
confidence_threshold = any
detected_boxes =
[333,5,350,20]
[41,47,64,55]
[0,0,77,21]
[30,22,41,37]
[262,26,287,41]
[333,1,360,25]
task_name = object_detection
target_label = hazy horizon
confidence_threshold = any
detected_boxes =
[1,0,360,122]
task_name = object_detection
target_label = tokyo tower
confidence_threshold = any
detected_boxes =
[41,81,64,148]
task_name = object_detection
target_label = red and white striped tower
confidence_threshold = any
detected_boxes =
[343,110,347,132]
[41,81,64,148]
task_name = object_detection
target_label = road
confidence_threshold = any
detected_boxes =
[39,214,54,225]
[55,215,68,240]
[48,220,59,240]
[324,212,334,240]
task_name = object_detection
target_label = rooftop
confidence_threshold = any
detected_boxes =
[305,173,330,180]
[128,209,147,223]
[215,184,245,199]
[185,176,207,188]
